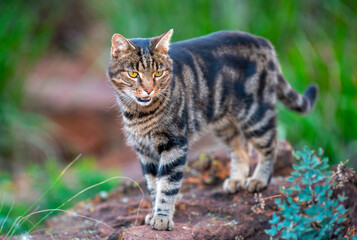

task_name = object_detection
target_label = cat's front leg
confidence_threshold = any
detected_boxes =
[150,146,187,231]
[137,153,159,225]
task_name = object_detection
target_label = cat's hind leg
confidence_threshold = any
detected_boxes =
[243,119,277,192]
[214,121,250,193]
[223,139,250,193]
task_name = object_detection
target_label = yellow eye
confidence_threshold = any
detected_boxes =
[154,71,163,77]
[128,71,138,78]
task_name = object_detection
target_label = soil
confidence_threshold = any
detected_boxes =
[3,141,356,240]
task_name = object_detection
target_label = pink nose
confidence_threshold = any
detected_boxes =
[145,88,153,94]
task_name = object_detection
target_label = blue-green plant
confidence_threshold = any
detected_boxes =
[265,147,348,239]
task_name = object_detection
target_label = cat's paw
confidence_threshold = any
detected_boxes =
[245,177,268,192]
[145,213,153,225]
[150,215,174,231]
[223,178,245,193]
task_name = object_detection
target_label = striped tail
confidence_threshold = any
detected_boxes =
[277,75,318,114]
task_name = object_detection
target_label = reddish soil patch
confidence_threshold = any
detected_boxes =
[3,141,356,240]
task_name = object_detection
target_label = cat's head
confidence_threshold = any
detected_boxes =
[107,29,173,107]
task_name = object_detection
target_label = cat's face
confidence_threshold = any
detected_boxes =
[107,29,173,107]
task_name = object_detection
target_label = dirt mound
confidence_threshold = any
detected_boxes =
[5,141,357,240]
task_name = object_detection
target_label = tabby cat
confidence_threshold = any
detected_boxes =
[106,29,318,231]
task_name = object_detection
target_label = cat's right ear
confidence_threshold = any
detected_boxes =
[111,34,136,57]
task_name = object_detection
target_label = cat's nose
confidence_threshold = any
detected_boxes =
[144,88,153,95]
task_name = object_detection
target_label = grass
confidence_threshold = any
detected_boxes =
[0,156,118,236]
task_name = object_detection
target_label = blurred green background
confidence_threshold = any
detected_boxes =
[92,0,357,165]
[0,0,356,235]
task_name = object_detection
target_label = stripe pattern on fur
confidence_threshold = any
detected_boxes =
[107,30,318,231]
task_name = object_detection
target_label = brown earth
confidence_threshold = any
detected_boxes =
[4,141,356,240]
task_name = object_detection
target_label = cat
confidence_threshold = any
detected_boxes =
[106,29,318,231]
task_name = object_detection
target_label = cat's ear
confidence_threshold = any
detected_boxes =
[111,33,136,57]
[151,29,173,53]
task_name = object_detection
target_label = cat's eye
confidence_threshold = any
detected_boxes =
[128,71,139,78]
[154,71,163,77]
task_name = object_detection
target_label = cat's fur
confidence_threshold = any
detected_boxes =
[106,29,318,231]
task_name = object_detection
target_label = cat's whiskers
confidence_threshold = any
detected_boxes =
[106,101,119,112]
[158,91,169,98]
[118,94,136,110]
[159,89,170,94]
[158,92,170,102]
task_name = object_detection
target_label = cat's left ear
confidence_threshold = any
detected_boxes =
[151,29,173,53]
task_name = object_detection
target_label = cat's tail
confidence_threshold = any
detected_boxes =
[277,74,318,114]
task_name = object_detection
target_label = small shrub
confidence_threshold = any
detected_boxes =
[265,147,348,240]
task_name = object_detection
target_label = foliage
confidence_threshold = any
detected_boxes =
[0,0,65,168]
[265,147,348,239]
[89,0,357,166]
[0,157,118,235]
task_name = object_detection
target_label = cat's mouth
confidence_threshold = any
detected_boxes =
[137,96,152,103]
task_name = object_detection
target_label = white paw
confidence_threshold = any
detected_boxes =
[150,215,174,231]
[245,177,268,192]
[223,178,245,193]
[145,213,153,225]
